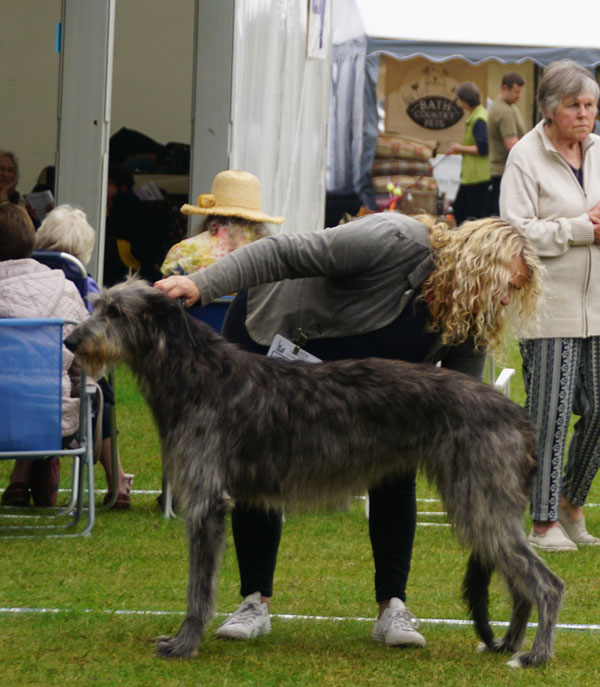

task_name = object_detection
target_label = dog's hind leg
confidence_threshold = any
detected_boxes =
[499,542,565,668]
[156,500,227,659]
[497,581,532,653]
[464,553,533,655]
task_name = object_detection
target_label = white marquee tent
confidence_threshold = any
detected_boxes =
[49,0,333,281]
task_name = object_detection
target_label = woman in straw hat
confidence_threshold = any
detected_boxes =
[155,209,540,650]
[160,170,284,276]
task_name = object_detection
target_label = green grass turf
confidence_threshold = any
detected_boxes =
[1,344,600,686]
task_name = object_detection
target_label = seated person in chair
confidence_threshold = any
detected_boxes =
[0,151,42,227]
[0,204,89,507]
[160,170,281,276]
[35,204,134,509]
[0,204,130,508]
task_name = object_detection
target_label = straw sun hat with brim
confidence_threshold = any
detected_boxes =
[180,170,285,224]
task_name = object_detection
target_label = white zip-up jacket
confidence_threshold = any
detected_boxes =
[501,119,600,338]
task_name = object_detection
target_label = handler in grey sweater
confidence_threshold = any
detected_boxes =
[156,210,540,647]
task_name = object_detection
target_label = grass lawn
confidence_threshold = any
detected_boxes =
[1,343,600,686]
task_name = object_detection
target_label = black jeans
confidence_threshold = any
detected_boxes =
[453,181,490,226]
[487,176,502,217]
[222,291,425,602]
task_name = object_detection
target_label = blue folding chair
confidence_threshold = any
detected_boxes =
[32,250,90,309]
[0,318,96,537]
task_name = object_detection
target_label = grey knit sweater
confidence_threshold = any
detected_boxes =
[190,213,433,343]
[189,212,485,376]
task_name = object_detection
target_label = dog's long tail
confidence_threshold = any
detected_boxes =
[462,553,495,647]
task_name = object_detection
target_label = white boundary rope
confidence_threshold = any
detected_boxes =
[3,497,600,631]
[0,606,598,632]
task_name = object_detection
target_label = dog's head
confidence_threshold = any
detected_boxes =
[65,277,180,376]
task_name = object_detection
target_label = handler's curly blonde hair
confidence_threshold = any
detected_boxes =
[416,215,542,350]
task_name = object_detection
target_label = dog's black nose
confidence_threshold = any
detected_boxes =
[64,331,80,353]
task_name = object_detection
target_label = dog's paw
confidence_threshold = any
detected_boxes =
[476,639,509,654]
[507,650,551,669]
[506,652,524,669]
[155,634,199,660]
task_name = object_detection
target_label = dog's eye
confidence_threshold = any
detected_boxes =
[106,303,121,319]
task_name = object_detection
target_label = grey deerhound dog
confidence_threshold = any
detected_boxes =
[65,280,564,668]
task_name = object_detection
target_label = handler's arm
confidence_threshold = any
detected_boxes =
[156,220,391,306]
[154,274,200,306]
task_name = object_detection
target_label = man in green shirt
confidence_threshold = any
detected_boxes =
[488,72,526,214]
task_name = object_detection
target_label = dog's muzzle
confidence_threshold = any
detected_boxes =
[64,330,81,353]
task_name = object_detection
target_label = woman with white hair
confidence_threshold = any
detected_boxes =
[501,59,600,551]
[35,205,134,508]
[35,204,99,306]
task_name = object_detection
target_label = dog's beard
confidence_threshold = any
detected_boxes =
[80,358,107,381]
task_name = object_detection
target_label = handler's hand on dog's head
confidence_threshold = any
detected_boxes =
[154,276,200,307]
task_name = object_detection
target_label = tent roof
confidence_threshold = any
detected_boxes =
[333,0,600,67]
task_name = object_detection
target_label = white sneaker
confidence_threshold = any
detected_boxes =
[371,598,426,647]
[215,592,271,640]
[528,524,577,551]
[558,507,600,545]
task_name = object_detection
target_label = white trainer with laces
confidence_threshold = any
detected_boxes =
[215,592,271,640]
[371,597,426,647]
[528,524,577,551]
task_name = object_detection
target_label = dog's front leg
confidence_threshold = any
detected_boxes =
[156,503,227,659]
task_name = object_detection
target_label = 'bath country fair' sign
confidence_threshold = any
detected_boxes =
[406,97,464,130]
[384,57,487,149]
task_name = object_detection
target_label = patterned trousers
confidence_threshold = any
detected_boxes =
[520,337,600,521]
